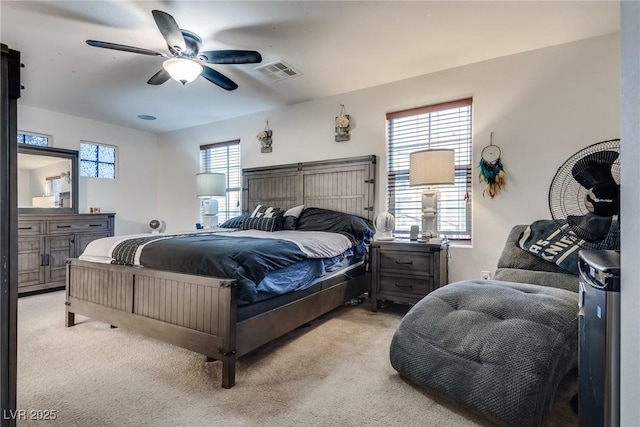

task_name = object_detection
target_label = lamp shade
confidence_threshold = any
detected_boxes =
[409,149,455,186]
[162,58,203,85]
[196,173,226,198]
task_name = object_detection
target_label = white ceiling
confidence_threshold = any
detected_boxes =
[0,1,619,134]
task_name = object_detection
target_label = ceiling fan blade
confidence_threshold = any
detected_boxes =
[567,213,612,243]
[198,50,262,64]
[201,67,238,91]
[86,40,166,57]
[147,69,171,85]
[572,151,619,189]
[152,10,186,53]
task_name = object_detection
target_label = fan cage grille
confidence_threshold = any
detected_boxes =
[549,139,620,250]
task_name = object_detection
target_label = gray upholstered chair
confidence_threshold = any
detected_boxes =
[389,225,579,427]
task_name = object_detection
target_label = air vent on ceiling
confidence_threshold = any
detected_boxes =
[254,60,301,81]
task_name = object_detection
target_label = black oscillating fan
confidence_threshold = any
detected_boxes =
[549,139,620,250]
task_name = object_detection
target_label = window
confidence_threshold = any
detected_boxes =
[18,131,50,146]
[386,98,472,241]
[200,140,241,224]
[46,176,62,207]
[80,141,116,179]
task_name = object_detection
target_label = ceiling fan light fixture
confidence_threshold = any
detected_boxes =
[162,58,203,85]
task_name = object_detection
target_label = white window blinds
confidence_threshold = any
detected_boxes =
[200,140,241,223]
[386,98,472,240]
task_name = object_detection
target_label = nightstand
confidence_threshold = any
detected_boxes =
[370,240,448,311]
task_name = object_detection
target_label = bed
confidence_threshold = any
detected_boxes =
[65,155,376,388]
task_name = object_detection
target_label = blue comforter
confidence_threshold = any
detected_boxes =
[137,234,308,303]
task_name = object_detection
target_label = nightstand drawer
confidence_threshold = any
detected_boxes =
[379,250,433,274]
[379,274,433,297]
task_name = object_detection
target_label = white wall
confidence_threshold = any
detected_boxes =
[17,105,159,235]
[158,34,620,282]
[620,2,640,424]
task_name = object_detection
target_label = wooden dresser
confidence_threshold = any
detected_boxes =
[370,240,448,311]
[17,213,114,294]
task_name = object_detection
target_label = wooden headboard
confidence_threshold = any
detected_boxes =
[242,155,376,221]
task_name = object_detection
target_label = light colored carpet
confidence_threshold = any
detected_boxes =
[17,291,578,427]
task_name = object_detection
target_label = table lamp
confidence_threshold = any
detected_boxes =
[409,149,455,242]
[196,172,226,228]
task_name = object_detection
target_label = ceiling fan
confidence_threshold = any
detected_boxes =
[86,9,262,90]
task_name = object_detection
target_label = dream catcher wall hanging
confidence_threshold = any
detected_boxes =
[479,132,506,198]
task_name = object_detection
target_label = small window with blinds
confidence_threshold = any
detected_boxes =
[386,98,472,241]
[200,140,241,224]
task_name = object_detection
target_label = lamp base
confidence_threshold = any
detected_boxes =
[422,189,438,241]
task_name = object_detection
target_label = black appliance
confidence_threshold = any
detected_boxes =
[578,250,621,427]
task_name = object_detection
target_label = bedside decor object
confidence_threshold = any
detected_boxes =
[196,172,226,228]
[257,120,273,153]
[335,104,350,142]
[479,132,506,198]
[374,211,395,241]
[409,149,455,242]
[409,225,420,241]
[148,219,166,234]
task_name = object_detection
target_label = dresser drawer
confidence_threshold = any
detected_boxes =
[47,218,110,234]
[17,220,43,236]
[379,273,434,297]
[379,250,433,274]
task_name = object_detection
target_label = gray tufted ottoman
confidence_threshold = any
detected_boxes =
[390,280,578,427]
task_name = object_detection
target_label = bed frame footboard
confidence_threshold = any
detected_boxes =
[65,259,238,388]
[65,259,369,388]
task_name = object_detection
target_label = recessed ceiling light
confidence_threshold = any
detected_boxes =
[137,114,157,121]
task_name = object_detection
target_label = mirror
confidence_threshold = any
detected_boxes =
[18,145,79,213]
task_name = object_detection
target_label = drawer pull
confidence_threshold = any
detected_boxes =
[395,260,413,265]
[56,225,71,228]
[89,224,103,227]
[18,226,33,230]
[395,283,413,289]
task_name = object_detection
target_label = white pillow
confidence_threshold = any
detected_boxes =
[282,205,305,230]
[250,204,282,218]
[284,204,305,218]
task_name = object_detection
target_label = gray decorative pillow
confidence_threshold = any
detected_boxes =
[242,216,281,232]
[219,214,247,229]
[282,205,305,230]
[243,205,284,231]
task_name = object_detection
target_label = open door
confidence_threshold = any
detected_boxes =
[1,43,20,427]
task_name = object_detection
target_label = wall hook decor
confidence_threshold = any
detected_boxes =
[478,131,506,198]
[335,104,351,142]
[256,120,273,153]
